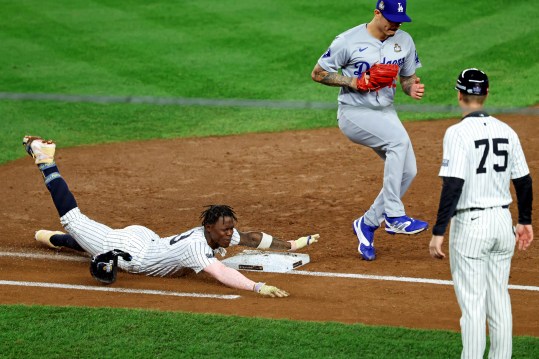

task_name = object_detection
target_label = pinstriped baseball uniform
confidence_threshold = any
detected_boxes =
[439,112,529,358]
[61,208,240,276]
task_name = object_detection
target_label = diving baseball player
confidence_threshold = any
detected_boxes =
[23,135,320,296]
[311,0,428,261]
[430,68,533,358]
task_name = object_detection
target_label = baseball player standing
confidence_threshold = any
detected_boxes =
[311,0,428,261]
[430,68,534,358]
[23,135,320,296]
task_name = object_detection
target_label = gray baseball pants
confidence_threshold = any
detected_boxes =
[337,104,417,226]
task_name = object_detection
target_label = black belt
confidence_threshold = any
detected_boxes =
[457,205,509,213]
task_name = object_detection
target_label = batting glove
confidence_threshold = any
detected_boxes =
[254,282,289,298]
[288,234,319,251]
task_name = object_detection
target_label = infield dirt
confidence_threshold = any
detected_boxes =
[1,116,538,335]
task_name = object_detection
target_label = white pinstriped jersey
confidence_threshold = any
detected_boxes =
[61,208,240,277]
[143,227,240,276]
[439,113,529,210]
[318,24,421,107]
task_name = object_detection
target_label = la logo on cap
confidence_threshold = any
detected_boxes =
[376,0,412,22]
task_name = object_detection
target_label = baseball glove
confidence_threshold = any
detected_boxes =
[356,63,399,92]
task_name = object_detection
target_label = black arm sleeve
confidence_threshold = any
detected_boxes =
[512,174,533,224]
[432,177,465,236]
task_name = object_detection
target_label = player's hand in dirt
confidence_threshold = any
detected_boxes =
[255,283,289,298]
[289,234,319,251]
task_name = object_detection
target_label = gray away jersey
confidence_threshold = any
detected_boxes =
[318,24,421,108]
[439,113,529,210]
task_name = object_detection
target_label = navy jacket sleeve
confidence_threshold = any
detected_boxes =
[432,177,464,236]
[512,174,533,224]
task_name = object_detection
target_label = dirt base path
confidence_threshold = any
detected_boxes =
[1,116,538,336]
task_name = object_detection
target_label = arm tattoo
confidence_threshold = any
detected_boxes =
[400,75,416,96]
[238,231,291,250]
[238,232,259,248]
[312,65,356,89]
[321,72,356,88]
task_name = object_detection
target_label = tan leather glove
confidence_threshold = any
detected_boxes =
[289,234,319,251]
[254,282,289,298]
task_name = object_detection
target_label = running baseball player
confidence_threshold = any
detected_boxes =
[311,0,428,261]
[429,68,533,358]
[23,135,320,297]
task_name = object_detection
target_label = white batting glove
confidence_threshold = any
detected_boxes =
[254,282,289,298]
[288,234,319,251]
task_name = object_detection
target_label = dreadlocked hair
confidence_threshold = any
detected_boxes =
[200,205,237,226]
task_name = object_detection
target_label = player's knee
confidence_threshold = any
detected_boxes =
[404,165,417,180]
[387,136,411,151]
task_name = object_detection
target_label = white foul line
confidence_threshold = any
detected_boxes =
[0,280,240,300]
[290,270,539,292]
[0,251,88,262]
[1,251,538,292]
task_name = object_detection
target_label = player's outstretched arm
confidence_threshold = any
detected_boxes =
[238,231,319,251]
[203,261,289,297]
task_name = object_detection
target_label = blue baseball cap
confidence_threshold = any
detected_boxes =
[376,0,412,23]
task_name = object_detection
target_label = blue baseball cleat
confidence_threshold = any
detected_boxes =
[384,214,428,235]
[353,216,378,261]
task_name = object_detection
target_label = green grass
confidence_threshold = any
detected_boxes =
[1,101,337,164]
[1,0,537,104]
[1,0,539,357]
[1,1,537,165]
[403,0,539,105]
[1,0,536,165]
[2,305,538,359]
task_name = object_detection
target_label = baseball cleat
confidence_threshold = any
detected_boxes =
[35,230,64,249]
[353,216,378,261]
[22,136,56,164]
[384,214,428,235]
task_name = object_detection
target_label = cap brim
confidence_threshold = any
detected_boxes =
[384,13,412,23]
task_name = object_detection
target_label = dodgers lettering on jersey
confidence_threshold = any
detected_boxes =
[317,24,421,107]
[439,113,529,210]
